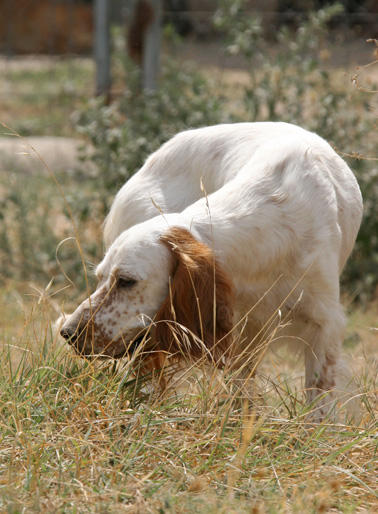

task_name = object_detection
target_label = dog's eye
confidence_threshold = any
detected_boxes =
[117,277,137,288]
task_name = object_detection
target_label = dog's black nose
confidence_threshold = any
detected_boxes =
[60,327,76,343]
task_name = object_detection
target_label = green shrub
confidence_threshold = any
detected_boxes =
[74,59,225,208]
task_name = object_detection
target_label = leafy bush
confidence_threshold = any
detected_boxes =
[344,161,378,300]
[74,59,225,209]
[214,2,372,145]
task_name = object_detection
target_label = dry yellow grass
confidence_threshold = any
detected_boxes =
[0,284,376,513]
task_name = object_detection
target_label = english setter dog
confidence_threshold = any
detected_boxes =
[61,122,363,413]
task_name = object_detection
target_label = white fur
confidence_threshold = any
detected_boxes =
[63,122,363,414]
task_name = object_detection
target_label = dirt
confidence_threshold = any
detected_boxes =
[0,136,89,174]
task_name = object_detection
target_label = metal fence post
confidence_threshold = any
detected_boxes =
[142,0,162,92]
[94,0,111,98]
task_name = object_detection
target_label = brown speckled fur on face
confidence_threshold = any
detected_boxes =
[151,227,234,364]
[68,283,134,358]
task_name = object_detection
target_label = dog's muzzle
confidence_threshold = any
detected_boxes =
[60,326,77,344]
[60,324,149,358]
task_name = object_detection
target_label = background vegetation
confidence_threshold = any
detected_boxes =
[1,4,377,301]
[0,2,377,512]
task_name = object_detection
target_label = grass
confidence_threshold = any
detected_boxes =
[0,284,376,512]
[0,57,94,136]
[0,160,103,290]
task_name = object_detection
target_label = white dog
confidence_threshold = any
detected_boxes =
[61,122,363,412]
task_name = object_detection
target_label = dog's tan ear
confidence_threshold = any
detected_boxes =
[152,227,234,363]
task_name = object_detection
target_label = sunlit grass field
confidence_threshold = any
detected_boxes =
[0,279,376,512]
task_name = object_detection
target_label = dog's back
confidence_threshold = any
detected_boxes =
[104,122,331,247]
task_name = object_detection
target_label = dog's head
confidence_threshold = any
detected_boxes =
[60,220,234,363]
